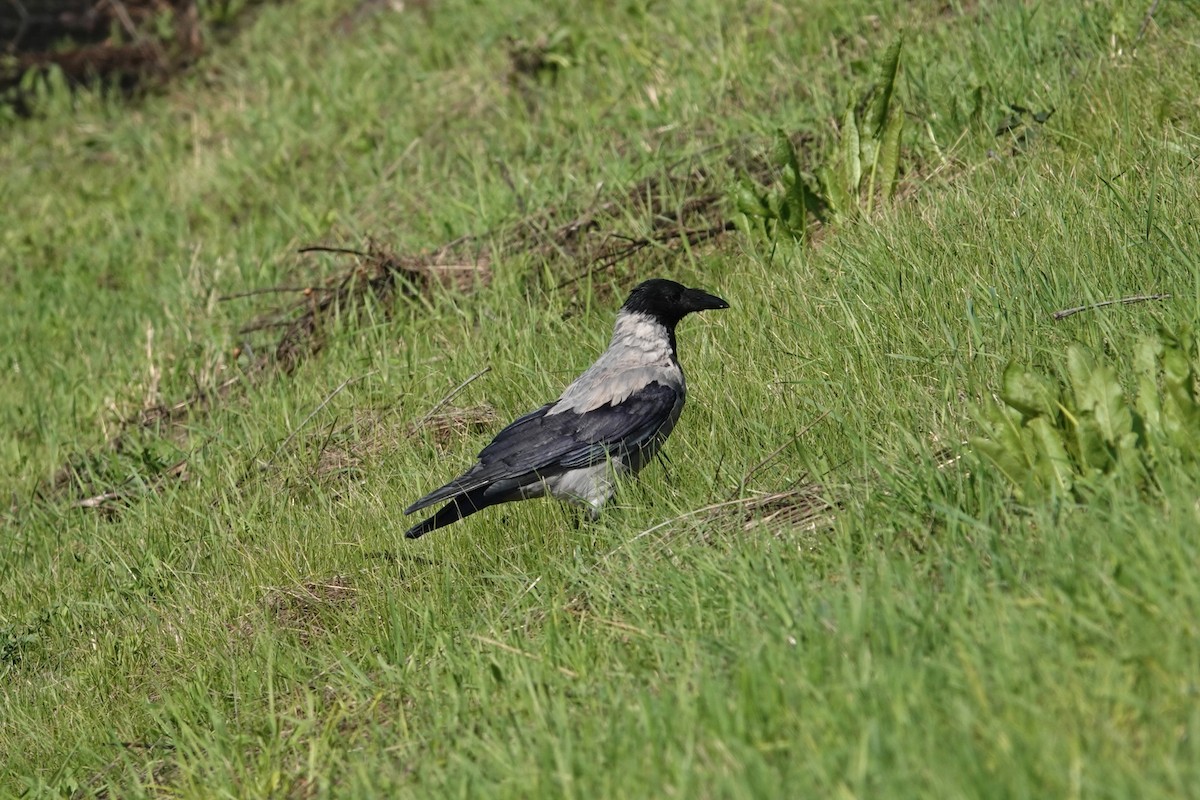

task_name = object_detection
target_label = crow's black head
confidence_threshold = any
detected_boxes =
[620,279,729,327]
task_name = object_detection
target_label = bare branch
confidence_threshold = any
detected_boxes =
[412,367,492,431]
[1052,293,1170,321]
[265,372,377,468]
[1137,0,1162,42]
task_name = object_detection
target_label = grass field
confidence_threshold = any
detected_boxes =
[3,0,1200,796]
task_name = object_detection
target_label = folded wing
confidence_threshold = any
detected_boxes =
[404,381,679,515]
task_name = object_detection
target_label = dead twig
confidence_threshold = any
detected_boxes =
[412,367,492,431]
[297,245,370,258]
[108,1,143,44]
[1052,293,1170,321]
[219,286,329,302]
[75,490,126,509]
[264,372,377,469]
[734,411,830,496]
[74,457,189,510]
[1136,0,1162,42]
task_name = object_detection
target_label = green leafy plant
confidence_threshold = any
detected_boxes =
[971,326,1200,502]
[735,129,824,241]
[736,37,905,241]
[820,36,905,220]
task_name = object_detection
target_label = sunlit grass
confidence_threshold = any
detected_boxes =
[3,0,1200,796]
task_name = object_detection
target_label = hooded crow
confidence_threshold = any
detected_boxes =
[402,278,729,539]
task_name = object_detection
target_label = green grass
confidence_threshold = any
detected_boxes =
[3,0,1200,796]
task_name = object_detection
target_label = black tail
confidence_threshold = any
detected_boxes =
[404,491,489,539]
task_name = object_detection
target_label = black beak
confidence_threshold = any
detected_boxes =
[683,287,730,312]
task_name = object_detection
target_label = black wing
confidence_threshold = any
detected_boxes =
[404,381,679,514]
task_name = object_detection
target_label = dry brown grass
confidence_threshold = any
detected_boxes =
[264,574,358,645]
[308,403,499,486]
